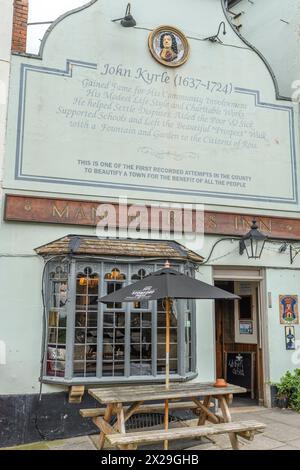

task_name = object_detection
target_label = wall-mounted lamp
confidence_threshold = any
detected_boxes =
[204,21,226,43]
[239,219,267,259]
[112,3,136,28]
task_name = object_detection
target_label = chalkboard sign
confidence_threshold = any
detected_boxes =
[225,352,255,398]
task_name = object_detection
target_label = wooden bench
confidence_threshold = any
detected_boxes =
[104,420,265,450]
[80,400,214,419]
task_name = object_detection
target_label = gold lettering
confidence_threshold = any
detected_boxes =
[24,201,32,212]
[90,206,98,224]
[74,206,86,219]
[235,216,252,231]
[208,215,217,229]
[52,204,69,219]
[259,218,272,233]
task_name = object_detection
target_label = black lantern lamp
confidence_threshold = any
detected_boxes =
[239,219,267,259]
[112,3,136,28]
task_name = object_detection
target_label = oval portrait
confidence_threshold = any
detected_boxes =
[148,25,190,67]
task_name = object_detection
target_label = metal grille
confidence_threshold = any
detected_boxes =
[111,413,185,430]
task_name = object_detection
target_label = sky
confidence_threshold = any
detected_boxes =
[27,0,87,53]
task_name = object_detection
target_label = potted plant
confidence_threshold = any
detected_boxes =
[273,369,300,410]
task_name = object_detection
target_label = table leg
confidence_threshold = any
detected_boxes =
[98,403,114,450]
[116,402,126,434]
[197,396,211,425]
[218,395,239,450]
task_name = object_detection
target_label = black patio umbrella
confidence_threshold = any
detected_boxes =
[99,263,239,449]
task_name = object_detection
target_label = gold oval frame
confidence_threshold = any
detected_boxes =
[148,25,190,68]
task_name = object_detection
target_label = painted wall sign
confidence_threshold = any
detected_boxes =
[285,326,296,350]
[5,194,300,240]
[279,295,299,325]
[148,25,190,67]
[3,0,300,211]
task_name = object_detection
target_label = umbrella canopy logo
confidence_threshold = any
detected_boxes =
[126,286,157,300]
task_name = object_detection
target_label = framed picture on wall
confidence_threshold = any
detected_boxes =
[279,295,299,325]
[285,326,296,350]
[239,321,253,335]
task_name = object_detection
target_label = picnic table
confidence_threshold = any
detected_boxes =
[81,382,265,450]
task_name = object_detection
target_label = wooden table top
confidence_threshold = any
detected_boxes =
[89,382,246,404]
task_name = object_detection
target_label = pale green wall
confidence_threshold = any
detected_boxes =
[230,0,300,99]
[266,268,300,383]
[194,265,216,382]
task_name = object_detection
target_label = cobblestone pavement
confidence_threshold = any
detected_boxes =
[4,406,300,450]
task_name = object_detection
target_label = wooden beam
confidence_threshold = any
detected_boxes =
[79,400,213,418]
[98,404,114,450]
[106,420,266,447]
[68,386,84,404]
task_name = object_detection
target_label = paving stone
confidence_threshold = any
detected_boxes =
[273,445,300,450]
[286,438,300,449]
[208,434,232,450]
[262,410,300,427]
[186,443,220,450]
[263,421,300,442]
[239,435,284,450]
[49,436,96,451]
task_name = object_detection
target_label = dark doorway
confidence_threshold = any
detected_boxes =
[215,280,260,404]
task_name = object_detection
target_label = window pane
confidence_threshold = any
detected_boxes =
[157,360,177,374]
[102,362,113,376]
[76,312,86,327]
[72,271,99,377]
[115,328,125,344]
[185,310,192,373]
[87,329,97,344]
[131,313,140,327]
[130,310,152,376]
[47,346,66,377]
[48,328,57,344]
[46,267,68,379]
[74,345,85,361]
[57,329,66,345]
[115,312,125,327]
[130,328,140,343]
[87,311,97,328]
[131,344,141,359]
[86,362,97,376]
[103,313,114,327]
[130,362,151,375]
[74,328,86,344]
[105,270,125,309]
[114,362,125,376]
[156,302,178,374]
[103,328,114,343]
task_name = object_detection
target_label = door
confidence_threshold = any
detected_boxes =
[215,280,260,401]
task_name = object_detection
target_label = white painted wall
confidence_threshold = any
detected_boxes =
[266,268,300,382]
[194,265,216,382]
[0,0,13,198]
[229,0,300,98]
[0,0,14,384]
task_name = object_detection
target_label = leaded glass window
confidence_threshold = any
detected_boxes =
[44,260,196,383]
[46,265,68,377]
[73,267,99,377]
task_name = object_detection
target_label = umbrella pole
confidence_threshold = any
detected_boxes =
[164,297,170,451]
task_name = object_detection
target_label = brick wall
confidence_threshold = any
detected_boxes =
[12,0,28,53]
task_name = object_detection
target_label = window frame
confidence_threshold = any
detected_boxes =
[42,258,197,385]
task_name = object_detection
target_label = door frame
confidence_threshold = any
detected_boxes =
[213,267,269,406]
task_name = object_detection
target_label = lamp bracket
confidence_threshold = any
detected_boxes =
[203,21,227,43]
[290,244,300,264]
[239,239,246,255]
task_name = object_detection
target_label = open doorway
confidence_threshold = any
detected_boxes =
[215,280,263,405]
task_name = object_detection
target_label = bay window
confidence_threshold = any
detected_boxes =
[43,259,196,384]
